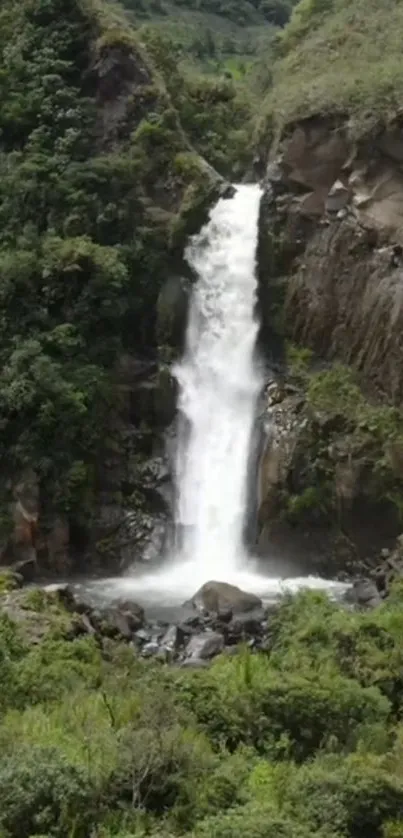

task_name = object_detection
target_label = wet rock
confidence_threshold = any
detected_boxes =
[129,366,177,429]
[219,183,236,200]
[217,607,233,624]
[227,609,266,641]
[185,630,224,661]
[265,161,285,188]
[345,579,382,609]
[140,522,167,562]
[134,628,150,645]
[48,583,93,615]
[156,275,190,350]
[141,640,160,658]
[92,608,133,640]
[114,599,145,630]
[190,581,262,615]
[182,612,203,628]
[160,624,184,653]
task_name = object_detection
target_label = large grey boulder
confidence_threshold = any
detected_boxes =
[185,631,224,661]
[190,581,262,615]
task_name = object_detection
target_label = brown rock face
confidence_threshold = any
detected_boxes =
[10,469,39,568]
[260,115,403,404]
[282,117,349,196]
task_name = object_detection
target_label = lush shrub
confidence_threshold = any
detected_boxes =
[0,746,96,838]
[176,648,390,758]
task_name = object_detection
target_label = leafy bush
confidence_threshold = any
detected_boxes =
[0,746,96,838]
[176,649,390,758]
[1,589,403,836]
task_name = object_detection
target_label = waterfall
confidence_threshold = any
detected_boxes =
[172,184,263,575]
[92,184,349,608]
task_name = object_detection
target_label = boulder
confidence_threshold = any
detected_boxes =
[227,609,266,641]
[134,628,151,645]
[345,579,382,609]
[114,599,145,629]
[185,631,224,661]
[160,624,186,654]
[141,640,160,658]
[12,556,37,584]
[190,581,262,615]
[325,179,350,214]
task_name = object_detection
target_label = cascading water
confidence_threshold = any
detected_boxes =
[91,184,348,608]
[173,184,263,577]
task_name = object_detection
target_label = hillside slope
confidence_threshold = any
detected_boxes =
[0,0,226,574]
[256,0,403,567]
[263,0,403,133]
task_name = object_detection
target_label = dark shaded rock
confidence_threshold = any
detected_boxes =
[64,612,97,640]
[217,608,233,623]
[47,583,88,613]
[129,366,177,429]
[182,612,203,628]
[345,579,382,609]
[190,581,262,615]
[227,609,266,640]
[114,599,145,630]
[219,183,236,200]
[185,631,224,661]
[92,609,132,640]
[78,613,96,636]
[12,556,37,583]
[156,275,190,351]
[160,624,185,653]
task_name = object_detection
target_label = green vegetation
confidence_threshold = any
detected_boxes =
[3,0,403,833]
[123,0,298,75]
[281,356,403,529]
[0,0,225,531]
[1,587,403,836]
[261,0,403,134]
[142,31,254,176]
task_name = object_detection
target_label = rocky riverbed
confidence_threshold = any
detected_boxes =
[2,570,402,667]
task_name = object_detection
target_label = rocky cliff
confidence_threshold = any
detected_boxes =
[257,114,403,574]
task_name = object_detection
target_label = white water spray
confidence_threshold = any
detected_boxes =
[173,184,263,576]
[94,184,348,605]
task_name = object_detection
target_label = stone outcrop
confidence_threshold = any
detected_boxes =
[0,580,273,663]
[256,378,403,576]
[255,114,403,575]
[260,115,403,404]
[189,580,263,615]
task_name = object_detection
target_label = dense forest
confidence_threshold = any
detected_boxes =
[2,0,403,836]
[1,583,403,838]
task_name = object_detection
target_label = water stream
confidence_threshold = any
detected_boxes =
[89,184,348,609]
